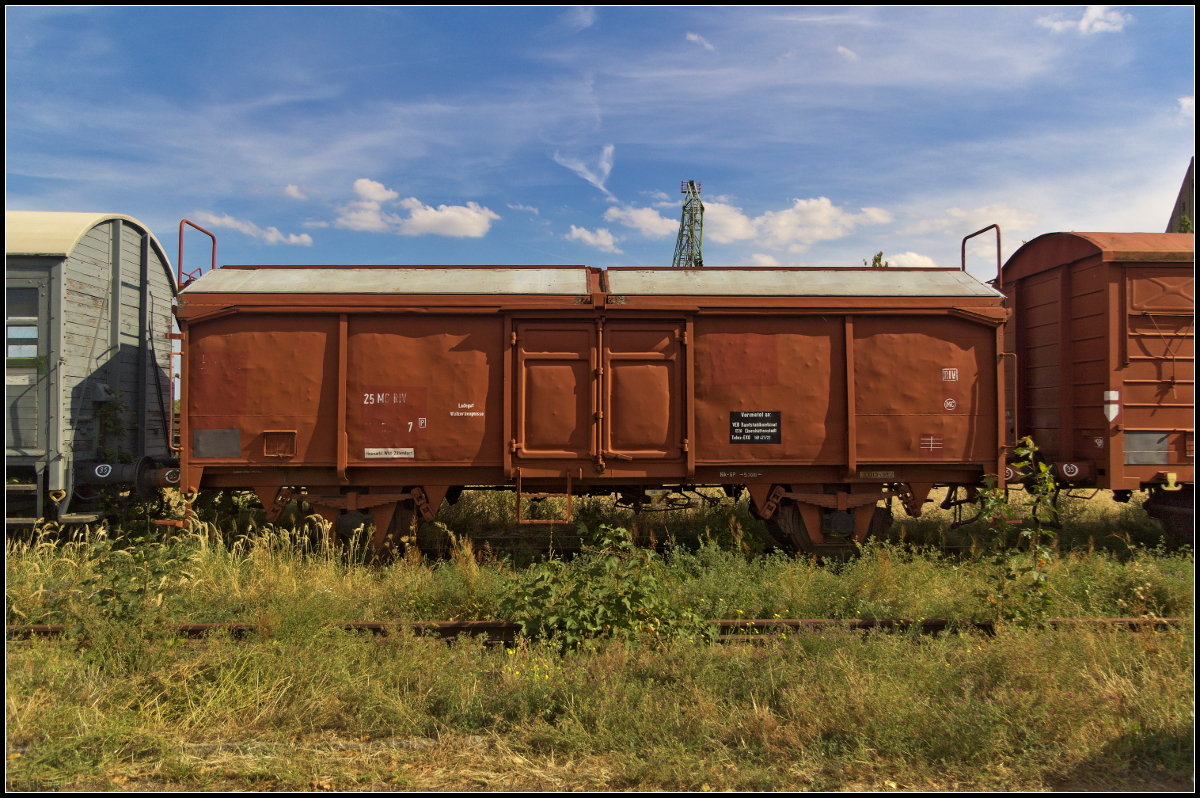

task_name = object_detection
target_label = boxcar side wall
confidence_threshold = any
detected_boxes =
[61,222,118,465]
[1004,233,1194,491]
[692,314,999,468]
[180,294,1005,494]
[1117,261,1194,488]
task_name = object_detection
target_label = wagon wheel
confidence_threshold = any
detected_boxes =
[760,499,891,560]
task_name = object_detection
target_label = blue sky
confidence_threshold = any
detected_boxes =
[6,6,1194,280]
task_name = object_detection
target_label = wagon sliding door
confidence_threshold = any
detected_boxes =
[511,320,687,468]
[513,323,596,461]
[602,323,685,461]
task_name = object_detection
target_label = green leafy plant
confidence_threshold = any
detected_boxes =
[863,251,890,268]
[62,533,189,671]
[976,437,1059,627]
[502,524,712,649]
[93,397,133,464]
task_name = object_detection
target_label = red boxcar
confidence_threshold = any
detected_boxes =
[1001,232,1194,539]
[176,264,1008,555]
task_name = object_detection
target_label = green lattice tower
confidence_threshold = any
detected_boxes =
[671,180,704,268]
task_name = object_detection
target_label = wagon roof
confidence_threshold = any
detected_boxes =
[1003,231,1194,281]
[182,267,592,295]
[181,265,1001,297]
[605,268,1000,296]
[5,211,176,291]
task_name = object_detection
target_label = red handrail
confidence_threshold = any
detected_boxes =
[961,224,1002,287]
[178,219,217,289]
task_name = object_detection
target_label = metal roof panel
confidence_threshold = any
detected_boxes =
[605,268,1001,297]
[182,267,591,294]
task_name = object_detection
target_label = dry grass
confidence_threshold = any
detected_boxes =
[6,625,1193,791]
[5,490,1193,791]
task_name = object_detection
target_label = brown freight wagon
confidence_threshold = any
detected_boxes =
[1000,232,1194,540]
[175,264,1009,555]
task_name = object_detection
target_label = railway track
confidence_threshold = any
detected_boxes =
[7,617,1186,645]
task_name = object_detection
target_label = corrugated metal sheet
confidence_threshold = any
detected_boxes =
[606,269,1002,297]
[182,267,591,295]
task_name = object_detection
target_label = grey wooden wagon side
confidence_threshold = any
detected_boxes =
[6,212,177,524]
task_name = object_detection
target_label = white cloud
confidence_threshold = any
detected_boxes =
[564,6,595,32]
[603,205,677,237]
[836,45,860,61]
[754,198,892,252]
[901,203,1040,235]
[353,178,399,202]
[336,201,392,232]
[283,184,307,200]
[750,253,780,266]
[192,211,313,245]
[333,179,498,237]
[705,201,758,243]
[507,203,540,214]
[1036,6,1132,34]
[302,220,329,228]
[334,178,401,231]
[553,145,615,196]
[686,32,715,51]
[676,196,889,251]
[565,225,622,253]
[886,251,940,268]
[1179,96,1195,119]
[396,197,500,237]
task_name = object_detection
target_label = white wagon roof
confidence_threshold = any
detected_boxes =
[182,267,592,295]
[6,211,169,261]
[606,268,1001,297]
[179,265,1000,297]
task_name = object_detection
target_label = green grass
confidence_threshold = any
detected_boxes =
[6,506,1193,628]
[6,622,1193,790]
[5,491,1193,790]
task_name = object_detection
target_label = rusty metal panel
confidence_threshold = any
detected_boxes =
[513,323,595,460]
[603,324,684,460]
[853,316,998,464]
[605,268,1001,297]
[183,267,590,295]
[1119,266,1194,471]
[1004,232,1194,490]
[693,316,843,465]
[188,314,339,464]
[346,316,504,465]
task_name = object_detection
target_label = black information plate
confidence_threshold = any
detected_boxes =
[730,411,781,444]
